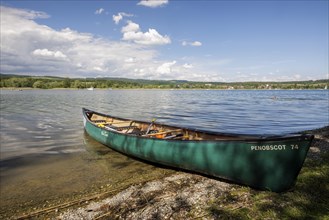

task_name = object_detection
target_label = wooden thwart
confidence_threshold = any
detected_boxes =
[110,121,133,125]
[143,129,182,137]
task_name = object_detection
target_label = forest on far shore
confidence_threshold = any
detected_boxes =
[0,74,328,90]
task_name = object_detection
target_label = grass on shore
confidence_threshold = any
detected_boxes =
[207,149,329,219]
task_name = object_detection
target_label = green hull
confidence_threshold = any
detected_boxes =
[83,108,313,192]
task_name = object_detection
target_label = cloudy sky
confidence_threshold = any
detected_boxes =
[1,0,328,82]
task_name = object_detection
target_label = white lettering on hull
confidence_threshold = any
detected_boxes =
[251,145,286,151]
[101,130,109,137]
[250,144,300,151]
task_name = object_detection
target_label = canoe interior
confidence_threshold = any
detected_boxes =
[84,109,253,141]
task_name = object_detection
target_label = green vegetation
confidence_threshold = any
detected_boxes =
[0,74,328,90]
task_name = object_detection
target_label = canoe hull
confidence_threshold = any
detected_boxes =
[83,108,313,192]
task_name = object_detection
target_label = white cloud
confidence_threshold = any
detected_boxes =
[182,40,202,47]
[125,57,136,63]
[93,66,104,71]
[137,0,169,8]
[183,63,193,69]
[0,5,239,82]
[32,49,67,59]
[293,74,301,80]
[121,20,171,45]
[113,13,123,24]
[0,6,158,77]
[156,61,176,74]
[191,41,202,46]
[95,8,104,15]
[112,12,133,25]
[1,6,49,20]
[121,20,140,33]
[0,5,217,81]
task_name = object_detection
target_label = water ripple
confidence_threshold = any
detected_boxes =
[1,89,328,160]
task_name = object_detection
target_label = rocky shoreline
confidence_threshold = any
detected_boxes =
[55,126,329,220]
[58,174,231,220]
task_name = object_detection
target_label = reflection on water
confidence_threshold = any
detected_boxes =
[0,89,328,217]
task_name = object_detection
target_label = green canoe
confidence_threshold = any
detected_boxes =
[82,108,314,192]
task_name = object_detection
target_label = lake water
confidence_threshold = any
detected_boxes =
[0,89,328,217]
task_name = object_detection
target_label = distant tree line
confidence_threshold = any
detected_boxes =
[0,74,328,90]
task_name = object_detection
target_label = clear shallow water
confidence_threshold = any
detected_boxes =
[0,89,328,216]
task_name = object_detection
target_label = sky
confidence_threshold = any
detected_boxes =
[0,0,328,82]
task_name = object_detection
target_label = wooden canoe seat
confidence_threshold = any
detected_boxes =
[104,121,137,132]
[164,133,184,139]
[106,125,137,131]
[143,129,182,137]
[110,121,133,125]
